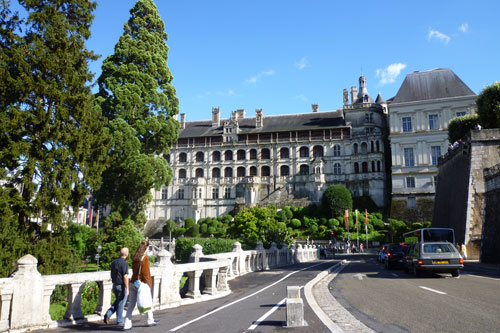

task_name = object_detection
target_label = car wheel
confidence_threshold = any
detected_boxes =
[451,269,460,277]
[412,265,420,276]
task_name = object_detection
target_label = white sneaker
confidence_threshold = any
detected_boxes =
[123,318,132,331]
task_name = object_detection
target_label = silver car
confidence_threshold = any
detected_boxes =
[404,242,464,277]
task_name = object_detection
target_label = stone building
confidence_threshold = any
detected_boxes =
[388,68,476,222]
[146,76,389,222]
[483,163,500,263]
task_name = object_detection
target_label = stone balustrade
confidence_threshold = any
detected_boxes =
[0,242,317,332]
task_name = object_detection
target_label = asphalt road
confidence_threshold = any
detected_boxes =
[44,260,339,333]
[330,254,500,333]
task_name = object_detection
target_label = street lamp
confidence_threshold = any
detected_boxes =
[95,245,102,272]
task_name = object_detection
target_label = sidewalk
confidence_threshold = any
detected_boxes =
[463,260,500,275]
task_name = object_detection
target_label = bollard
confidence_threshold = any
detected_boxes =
[286,286,304,327]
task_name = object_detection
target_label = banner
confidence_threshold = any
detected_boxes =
[355,209,359,230]
[365,209,368,231]
[344,210,349,230]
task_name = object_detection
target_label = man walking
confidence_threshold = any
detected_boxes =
[104,248,130,325]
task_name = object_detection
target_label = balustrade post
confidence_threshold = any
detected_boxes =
[155,249,180,306]
[185,270,203,298]
[64,283,85,321]
[270,242,278,267]
[0,284,13,331]
[296,244,302,263]
[255,242,266,271]
[232,242,245,275]
[203,268,219,295]
[189,244,204,263]
[290,244,296,264]
[280,244,288,266]
[96,280,112,316]
[41,283,56,325]
[217,266,230,292]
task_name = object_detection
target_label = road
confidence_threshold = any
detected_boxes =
[44,260,338,333]
[330,254,500,333]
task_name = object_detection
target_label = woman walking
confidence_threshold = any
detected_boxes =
[123,240,158,330]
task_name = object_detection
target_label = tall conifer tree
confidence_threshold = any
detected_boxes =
[0,0,109,229]
[96,0,179,223]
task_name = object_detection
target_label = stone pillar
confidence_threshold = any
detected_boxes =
[255,242,266,271]
[96,280,113,316]
[286,286,304,327]
[155,250,180,306]
[290,244,296,264]
[232,242,246,275]
[185,270,203,298]
[10,254,45,330]
[270,242,278,267]
[217,266,230,292]
[189,244,204,263]
[203,268,219,295]
[64,283,85,320]
[40,283,55,326]
[296,244,303,263]
[0,284,13,331]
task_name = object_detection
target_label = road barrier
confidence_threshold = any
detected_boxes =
[286,286,304,327]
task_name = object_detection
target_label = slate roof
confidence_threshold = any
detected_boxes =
[392,68,475,104]
[179,109,346,138]
[375,92,386,104]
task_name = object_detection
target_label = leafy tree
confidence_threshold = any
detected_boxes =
[100,219,144,270]
[476,82,500,129]
[162,219,177,234]
[0,0,109,229]
[448,114,479,143]
[95,0,179,222]
[290,218,301,228]
[184,218,195,230]
[322,185,353,218]
[67,223,98,260]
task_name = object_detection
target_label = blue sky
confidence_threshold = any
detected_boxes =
[11,0,500,121]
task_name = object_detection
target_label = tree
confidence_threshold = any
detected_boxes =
[476,82,500,129]
[321,185,353,218]
[448,114,479,143]
[0,0,109,230]
[95,0,179,223]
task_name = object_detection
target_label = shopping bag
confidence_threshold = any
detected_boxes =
[136,282,152,314]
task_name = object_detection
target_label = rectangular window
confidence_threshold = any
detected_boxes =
[365,113,374,123]
[431,146,441,166]
[456,111,466,117]
[406,177,415,188]
[402,117,412,132]
[161,188,168,200]
[408,196,416,208]
[404,148,415,167]
[212,188,219,199]
[224,188,231,199]
[177,188,184,199]
[429,114,439,130]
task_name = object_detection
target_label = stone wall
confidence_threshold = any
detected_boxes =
[482,163,500,263]
[390,196,434,223]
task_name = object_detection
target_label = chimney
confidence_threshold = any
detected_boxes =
[180,113,186,129]
[231,110,239,121]
[312,104,319,112]
[255,108,263,128]
[343,88,349,106]
[212,107,220,127]
[350,86,357,105]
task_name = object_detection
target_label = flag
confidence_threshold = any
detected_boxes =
[344,210,349,230]
[355,210,359,230]
[365,209,368,232]
[88,209,92,226]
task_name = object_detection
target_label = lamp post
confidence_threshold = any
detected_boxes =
[95,245,102,272]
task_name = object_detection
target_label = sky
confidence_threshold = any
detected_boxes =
[9,0,500,121]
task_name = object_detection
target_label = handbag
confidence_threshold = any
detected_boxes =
[133,257,143,289]
[136,281,152,313]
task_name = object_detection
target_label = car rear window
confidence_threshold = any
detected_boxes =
[423,244,455,253]
[389,245,407,252]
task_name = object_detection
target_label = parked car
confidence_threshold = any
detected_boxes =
[404,242,464,277]
[378,244,389,263]
[384,243,409,269]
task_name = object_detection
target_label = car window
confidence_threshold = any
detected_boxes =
[389,245,407,252]
[423,243,455,253]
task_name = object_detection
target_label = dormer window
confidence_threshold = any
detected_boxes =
[363,95,369,102]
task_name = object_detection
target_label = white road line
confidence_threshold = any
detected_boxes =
[247,298,286,330]
[462,273,500,281]
[391,273,399,277]
[419,286,447,295]
[169,261,328,331]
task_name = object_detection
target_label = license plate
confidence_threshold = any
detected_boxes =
[433,260,449,264]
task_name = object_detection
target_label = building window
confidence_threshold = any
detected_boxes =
[212,188,219,199]
[237,167,245,177]
[250,166,257,176]
[224,150,233,161]
[177,188,184,199]
[333,145,341,157]
[431,146,441,166]
[361,142,368,154]
[261,148,270,159]
[354,162,359,174]
[198,188,202,199]
[195,168,203,178]
[178,169,186,179]
[404,148,415,167]
[299,164,309,175]
[224,188,231,199]
[280,147,289,159]
[195,151,204,162]
[353,143,358,154]
[313,145,323,158]
[212,151,221,161]
[224,167,233,178]
[406,177,415,188]
[362,162,368,173]
[365,113,374,123]
[429,114,439,130]
[434,176,438,188]
[250,149,257,160]
[280,165,290,176]
[161,188,168,200]
[333,163,341,175]
[261,166,270,176]
[237,149,246,160]
[402,117,412,132]
[456,111,466,117]
[212,167,220,178]
[408,196,416,208]
[371,160,375,172]
[299,146,309,158]
[179,152,187,163]
[376,140,380,152]
[377,160,381,172]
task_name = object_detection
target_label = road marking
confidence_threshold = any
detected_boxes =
[391,273,399,277]
[247,298,286,330]
[169,261,328,331]
[462,273,500,281]
[419,286,447,295]
[352,273,365,280]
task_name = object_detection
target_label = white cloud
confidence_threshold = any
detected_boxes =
[376,63,407,85]
[428,28,451,43]
[245,70,275,84]
[196,91,212,99]
[293,94,308,102]
[294,57,309,70]
[459,22,469,33]
[216,89,235,97]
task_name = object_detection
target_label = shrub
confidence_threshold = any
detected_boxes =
[322,185,353,218]
[175,238,240,263]
[448,114,479,143]
[200,224,208,234]
[476,82,500,129]
[207,226,216,235]
[290,219,301,228]
[184,218,195,230]
[173,227,185,238]
[162,220,177,234]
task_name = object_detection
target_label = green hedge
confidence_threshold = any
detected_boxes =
[175,238,242,263]
[448,114,479,143]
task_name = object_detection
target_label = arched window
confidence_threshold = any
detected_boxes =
[280,147,289,159]
[195,151,204,162]
[299,164,309,175]
[280,165,289,176]
[354,162,359,174]
[353,144,358,155]
[261,148,270,159]
[261,166,270,176]
[212,167,220,178]
[377,160,381,172]
[315,167,321,175]
[333,145,341,157]
[371,141,374,153]
[361,142,368,154]
[195,168,203,178]
[333,163,341,175]
[179,152,187,162]
[224,167,233,178]
[376,141,380,152]
[362,162,368,173]
[237,149,246,161]
[313,145,324,158]
[250,166,257,176]
[250,149,257,160]
[371,161,375,172]
[178,169,186,179]
[299,146,309,158]
[224,150,233,161]
[212,151,221,161]
[237,167,245,177]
